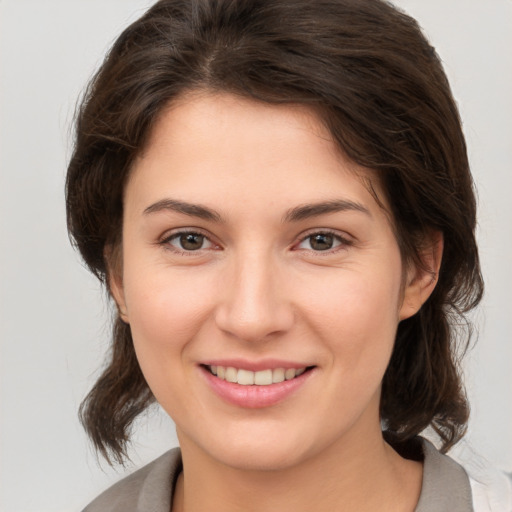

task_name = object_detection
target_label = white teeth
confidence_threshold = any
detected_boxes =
[237,369,255,385]
[208,365,307,385]
[285,368,296,380]
[272,368,285,383]
[225,367,237,383]
[254,369,273,385]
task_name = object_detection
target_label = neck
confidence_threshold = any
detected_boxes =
[172,426,422,512]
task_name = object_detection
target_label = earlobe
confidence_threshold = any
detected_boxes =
[105,244,130,324]
[110,273,130,323]
[399,231,443,321]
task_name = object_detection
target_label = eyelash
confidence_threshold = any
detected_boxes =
[293,229,354,254]
[159,228,218,256]
[159,229,353,256]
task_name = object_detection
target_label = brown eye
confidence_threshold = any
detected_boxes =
[180,233,204,250]
[296,232,348,252]
[309,233,335,251]
[167,232,214,252]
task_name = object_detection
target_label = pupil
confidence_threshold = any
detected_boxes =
[180,233,203,250]
[311,234,333,251]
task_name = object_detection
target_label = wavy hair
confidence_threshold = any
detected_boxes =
[66,0,483,464]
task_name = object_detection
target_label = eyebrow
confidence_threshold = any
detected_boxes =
[283,199,371,222]
[143,198,223,222]
[143,198,371,223]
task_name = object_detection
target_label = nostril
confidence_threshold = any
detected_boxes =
[214,300,295,343]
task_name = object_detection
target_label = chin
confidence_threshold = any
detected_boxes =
[184,419,333,473]
[210,440,311,472]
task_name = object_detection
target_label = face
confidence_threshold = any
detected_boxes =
[113,92,431,471]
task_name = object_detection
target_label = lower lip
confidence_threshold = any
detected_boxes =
[201,367,314,409]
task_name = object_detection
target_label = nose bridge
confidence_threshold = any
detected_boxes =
[215,244,293,342]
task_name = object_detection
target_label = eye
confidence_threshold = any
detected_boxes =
[165,231,215,252]
[296,232,349,252]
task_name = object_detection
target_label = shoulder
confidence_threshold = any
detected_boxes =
[449,440,512,512]
[81,447,182,512]
[416,438,474,512]
[418,437,512,512]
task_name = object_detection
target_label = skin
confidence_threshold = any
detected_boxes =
[112,92,441,511]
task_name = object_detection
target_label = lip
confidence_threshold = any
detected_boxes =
[201,358,310,372]
[200,364,315,409]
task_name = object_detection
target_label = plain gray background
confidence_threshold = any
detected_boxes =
[1,1,511,510]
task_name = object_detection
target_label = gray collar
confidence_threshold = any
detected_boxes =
[415,438,473,512]
[83,438,474,511]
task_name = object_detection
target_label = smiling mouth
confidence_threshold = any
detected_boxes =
[203,365,313,386]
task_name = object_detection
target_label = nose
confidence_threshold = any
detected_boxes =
[214,250,294,343]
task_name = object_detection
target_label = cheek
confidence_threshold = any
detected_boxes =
[122,265,216,374]
[302,267,402,334]
[301,268,402,380]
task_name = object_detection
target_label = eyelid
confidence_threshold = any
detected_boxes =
[292,228,354,252]
[159,227,221,253]
[157,227,353,254]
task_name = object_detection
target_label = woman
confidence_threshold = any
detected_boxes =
[66,0,505,510]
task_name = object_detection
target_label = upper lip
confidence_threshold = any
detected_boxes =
[200,359,313,372]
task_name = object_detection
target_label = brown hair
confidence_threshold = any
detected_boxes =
[66,0,483,464]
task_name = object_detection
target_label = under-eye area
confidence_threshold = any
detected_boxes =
[202,365,316,386]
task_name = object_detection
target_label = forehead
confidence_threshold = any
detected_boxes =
[140,91,339,165]
[127,92,390,219]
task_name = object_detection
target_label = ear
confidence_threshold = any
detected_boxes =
[399,231,443,321]
[105,244,130,324]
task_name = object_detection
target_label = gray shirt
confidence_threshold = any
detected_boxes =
[82,438,473,511]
